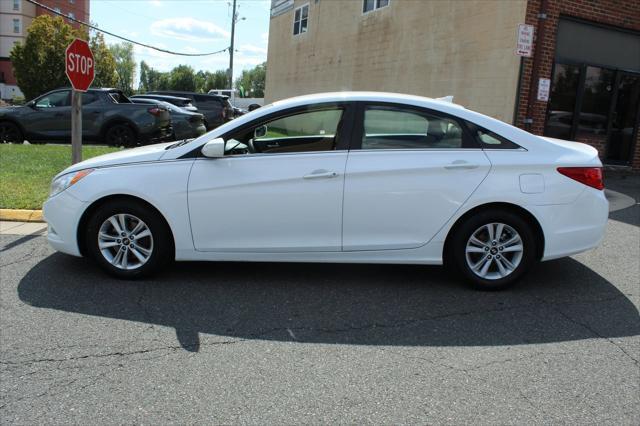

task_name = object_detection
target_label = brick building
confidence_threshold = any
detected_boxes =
[1,0,90,100]
[266,0,640,170]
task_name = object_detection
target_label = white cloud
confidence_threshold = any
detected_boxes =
[238,44,267,56]
[150,17,230,43]
[148,0,162,7]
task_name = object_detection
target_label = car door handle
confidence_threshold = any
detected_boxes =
[303,170,338,179]
[444,160,479,170]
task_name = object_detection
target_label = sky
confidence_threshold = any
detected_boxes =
[90,0,271,82]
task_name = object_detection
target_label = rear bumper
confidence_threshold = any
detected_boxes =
[529,188,609,261]
[43,190,88,257]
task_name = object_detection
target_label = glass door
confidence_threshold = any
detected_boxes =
[606,72,640,164]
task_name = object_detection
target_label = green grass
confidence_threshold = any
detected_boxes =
[0,144,120,210]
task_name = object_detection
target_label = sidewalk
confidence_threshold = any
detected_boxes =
[0,221,47,236]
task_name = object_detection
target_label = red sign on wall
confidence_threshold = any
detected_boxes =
[65,38,95,92]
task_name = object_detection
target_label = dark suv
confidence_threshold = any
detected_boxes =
[148,91,234,130]
[0,88,172,146]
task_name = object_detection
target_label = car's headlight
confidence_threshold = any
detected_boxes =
[49,169,94,198]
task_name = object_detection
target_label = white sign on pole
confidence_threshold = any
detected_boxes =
[537,78,551,102]
[516,23,534,57]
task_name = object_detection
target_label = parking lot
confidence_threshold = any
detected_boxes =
[0,176,638,424]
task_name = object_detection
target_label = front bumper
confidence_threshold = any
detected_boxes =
[43,190,88,257]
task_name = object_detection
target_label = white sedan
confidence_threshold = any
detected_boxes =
[44,92,608,290]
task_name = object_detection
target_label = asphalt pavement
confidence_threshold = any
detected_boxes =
[1,177,638,424]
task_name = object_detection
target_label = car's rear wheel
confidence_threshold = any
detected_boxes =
[0,121,23,144]
[104,124,136,147]
[449,209,537,290]
[85,200,173,279]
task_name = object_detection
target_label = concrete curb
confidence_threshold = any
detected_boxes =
[0,209,44,222]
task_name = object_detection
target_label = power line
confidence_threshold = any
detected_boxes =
[24,0,229,57]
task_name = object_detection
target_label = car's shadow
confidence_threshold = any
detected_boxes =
[18,254,639,352]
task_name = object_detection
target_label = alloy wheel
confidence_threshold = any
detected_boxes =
[98,213,154,270]
[464,222,524,280]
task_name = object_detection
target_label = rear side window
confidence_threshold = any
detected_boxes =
[467,122,522,149]
[362,106,467,149]
[81,92,99,105]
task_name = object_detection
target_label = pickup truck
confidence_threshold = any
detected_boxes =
[208,89,263,111]
[0,88,172,147]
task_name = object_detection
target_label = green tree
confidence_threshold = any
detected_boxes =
[138,60,150,92]
[168,65,196,91]
[205,70,229,92]
[234,62,266,98]
[10,15,83,100]
[109,42,136,95]
[90,32,117,88]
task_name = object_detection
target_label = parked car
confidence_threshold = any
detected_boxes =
[0,88,172,146]
[130,94,198,113]
[130,98,206,140]
[208,89,263,111]
[148,91,233,130]
[43,92,608,290]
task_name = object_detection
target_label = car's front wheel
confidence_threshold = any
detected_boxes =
[85,200,173,279]
[449,209,537,290]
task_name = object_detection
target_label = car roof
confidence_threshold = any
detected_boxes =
[270,91,466,112]
[132,94,191,102]
[150,90,226,100]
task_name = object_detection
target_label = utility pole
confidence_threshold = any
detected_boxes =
[228,0,237,89]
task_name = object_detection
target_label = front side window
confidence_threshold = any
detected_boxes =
[362,106,465,149]
[293,4,309,36]
[13,19,20,34]
[363,0,389,13]
[228,108,344,154]
[35,91,70,108]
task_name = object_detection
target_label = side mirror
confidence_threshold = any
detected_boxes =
[26,101,36,108]
[254,125,267,139]
[201,138,225,158]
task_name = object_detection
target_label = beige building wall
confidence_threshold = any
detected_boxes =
[265,0,527,122]
[1,0,35,57]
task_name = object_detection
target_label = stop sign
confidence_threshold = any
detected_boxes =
[65,38,94,92]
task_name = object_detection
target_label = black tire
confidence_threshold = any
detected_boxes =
[0,121,24,144]
[448,209,537,290]
[85,199,173,279]
[104,124,136,147]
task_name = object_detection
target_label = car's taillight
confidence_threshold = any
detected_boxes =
[557,167,604,190]
[148,107,164,116]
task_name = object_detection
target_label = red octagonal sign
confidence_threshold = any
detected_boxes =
[65,38,94,92]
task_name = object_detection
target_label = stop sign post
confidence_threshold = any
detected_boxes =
[65,39,95,164]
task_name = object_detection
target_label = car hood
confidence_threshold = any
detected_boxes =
[0,106,24,114]
[58,142,175,177]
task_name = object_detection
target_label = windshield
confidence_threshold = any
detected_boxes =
[169,102,276,149]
